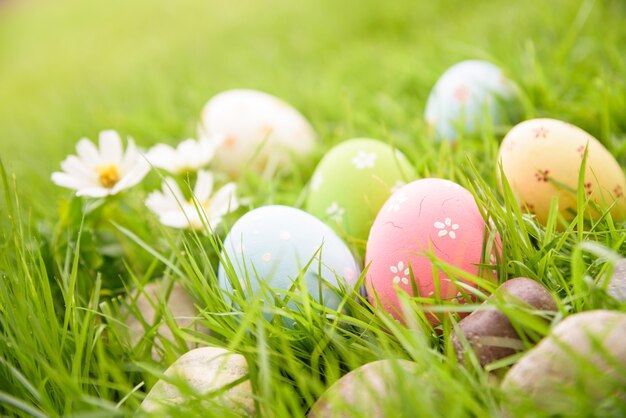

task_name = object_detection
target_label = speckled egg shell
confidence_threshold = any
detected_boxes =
[308,359,419,418]
[425,60,519,141]
[498,118,626,225]
[199,89,317,177]
[365,178,500,324]
[305,138,416,245]
[141,347,254,415]
[218,205,360,316]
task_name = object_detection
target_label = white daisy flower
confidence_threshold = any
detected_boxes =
[146,135,220,175]
[51,130,150,198]
[145,170,239,231]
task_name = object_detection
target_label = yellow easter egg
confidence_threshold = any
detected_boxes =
[498,118,626,225]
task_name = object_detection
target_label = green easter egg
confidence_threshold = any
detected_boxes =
[306,138,416,246]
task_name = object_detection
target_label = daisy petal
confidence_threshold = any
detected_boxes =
[210,183,239,215]
[60,155,98,180]
[51,172,95,190]
[119,138,140,173]
[193,170,214,202]
[160,212,192,229]
[184,205,208,230]
[76,187,111,198]
[111,161,150,194]
[145,191,178,213]
[76,138,100,165]
[162,178,186,204]
[99,130,123,163]
[177,139,198,161]
[146,144,176,170]
[147,137,218,174]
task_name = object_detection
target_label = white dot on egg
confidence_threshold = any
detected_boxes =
[262,253,272,263]
[279,230,291,240]
[344,267,355,281]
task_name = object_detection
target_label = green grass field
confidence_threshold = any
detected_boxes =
[1,0,626,416]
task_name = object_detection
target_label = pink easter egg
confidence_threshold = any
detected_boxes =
[365,178,500,325]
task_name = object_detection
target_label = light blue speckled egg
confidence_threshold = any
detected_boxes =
[424,60,520,142]
[217,205,360,321]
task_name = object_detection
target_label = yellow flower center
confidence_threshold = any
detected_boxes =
[96,164,121,188]
[188,198,210,211]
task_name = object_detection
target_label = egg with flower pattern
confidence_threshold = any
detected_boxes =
[365,178,500,325]
[305,138,416,250]
[217,205,359,324]
[498,118,626,225]
[424,60,521,141]
[199,89,317,177]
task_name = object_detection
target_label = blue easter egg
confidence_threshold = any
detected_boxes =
[217,205,360,320]
[424,60,520,141]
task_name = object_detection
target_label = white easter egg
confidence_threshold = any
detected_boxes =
[199,89,317,177]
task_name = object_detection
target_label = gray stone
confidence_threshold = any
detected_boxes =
[308,359,419,418]
[607,259,626,301]
[123,280,210,360]
[502,310,626,413]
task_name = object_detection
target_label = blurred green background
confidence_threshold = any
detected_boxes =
[2,0,626,215]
